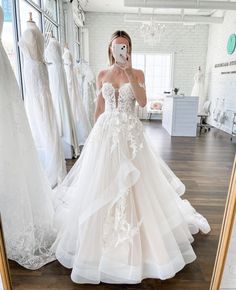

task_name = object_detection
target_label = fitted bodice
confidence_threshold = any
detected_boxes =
[45,37,62,64]
[102,82,138,114]
[63,48,73,67]
[0,6,3,38]
[18,22,45,62]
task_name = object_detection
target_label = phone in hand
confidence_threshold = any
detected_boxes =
[112,43,127,64]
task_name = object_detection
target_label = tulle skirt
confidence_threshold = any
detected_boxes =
[53,111,211,284]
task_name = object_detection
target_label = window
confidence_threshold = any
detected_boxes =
[132,52,174,100]
[74,24,81,63]
[0,0,19,77]
[11,0,60,95]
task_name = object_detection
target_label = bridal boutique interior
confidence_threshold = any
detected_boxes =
[0,0,236,289]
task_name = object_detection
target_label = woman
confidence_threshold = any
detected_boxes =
[53,30,211,284]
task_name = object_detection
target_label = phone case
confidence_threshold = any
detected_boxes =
[113,44,127,64]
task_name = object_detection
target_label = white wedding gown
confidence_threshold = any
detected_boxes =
[0,6,56,269]
[75,61,96,126]
[45,37,80,157]
[191,70,205,114]
[53,82,211,284]
[63,48,91,145]
[19,21,66,187]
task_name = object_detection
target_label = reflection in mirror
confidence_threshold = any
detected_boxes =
[0,216,12,290]
[211,155,236,290]
[220,216,236,289]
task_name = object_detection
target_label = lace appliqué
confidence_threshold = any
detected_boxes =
[102,188,143,252]
[110,113,144,159]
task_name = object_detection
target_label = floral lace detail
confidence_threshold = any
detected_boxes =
[109,112,144,159]
[102,82,137,114]
[102,188,143,252]
[97,82,144,159]
[5,223,56,269]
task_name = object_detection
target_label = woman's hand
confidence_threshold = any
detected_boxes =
[116,53,133,76]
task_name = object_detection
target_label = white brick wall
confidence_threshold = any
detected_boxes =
[84,12,209,96]
[205,10,236,134]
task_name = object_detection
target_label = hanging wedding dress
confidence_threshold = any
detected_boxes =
[75,61,96,126]
[53,81,211,284]
[0,6,56,269]
[191,68,205,114]
[18,21,66,187]
[45,37,80,157]
[63,47,91,145]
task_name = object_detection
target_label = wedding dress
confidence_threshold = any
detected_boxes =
[191,69,205,114]
[74,61,96,126]
[18,21,66,187]
[0,6,56,269]
[45,37,80,157]
[63,47,91,145]
[53,82,211,284]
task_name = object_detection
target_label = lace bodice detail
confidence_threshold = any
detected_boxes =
[18,22,45,62]
[102,82,144,114]
[45,38,63,64]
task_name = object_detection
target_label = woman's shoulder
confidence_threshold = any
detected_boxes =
[132,68,144,77]
[132,68,145,83]
[97,68,109,81]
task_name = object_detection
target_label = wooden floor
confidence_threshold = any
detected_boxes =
[9,121,236,290]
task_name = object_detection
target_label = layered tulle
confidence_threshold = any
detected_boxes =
[53,108,210,284]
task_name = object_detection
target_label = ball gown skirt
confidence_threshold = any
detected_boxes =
[52,82,211,284]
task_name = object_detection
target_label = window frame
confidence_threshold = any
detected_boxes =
[132,51,175,100]
[9,0,60,98]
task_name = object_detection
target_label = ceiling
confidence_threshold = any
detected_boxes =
[79,0,236,16]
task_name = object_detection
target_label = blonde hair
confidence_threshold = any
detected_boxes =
[108,30,132,66]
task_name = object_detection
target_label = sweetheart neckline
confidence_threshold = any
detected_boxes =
[102,82,130,91]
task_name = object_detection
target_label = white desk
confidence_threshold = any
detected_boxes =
[162,95,199,137]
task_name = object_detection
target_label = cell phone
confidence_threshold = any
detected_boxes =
[113,43,127,64]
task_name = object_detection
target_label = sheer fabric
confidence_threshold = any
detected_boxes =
[53,81,211,284]
[18,22,66,187]
[74,62,96,126]
[63,48,91,145]
[45,37,80,157]
[0,6,56,269]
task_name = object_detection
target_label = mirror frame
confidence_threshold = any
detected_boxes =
[210,154,236,290]
[0,215,12,290]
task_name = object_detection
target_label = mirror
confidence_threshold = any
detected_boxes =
[210,155,236,290]
[0,216,12,290]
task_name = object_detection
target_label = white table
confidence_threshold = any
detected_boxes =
[162,95,199,137]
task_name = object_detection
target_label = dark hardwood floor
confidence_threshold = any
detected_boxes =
[9,121,236,290]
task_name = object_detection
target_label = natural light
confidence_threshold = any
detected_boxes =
[132,52,174,100]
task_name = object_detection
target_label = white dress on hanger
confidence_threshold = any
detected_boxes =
[53,82,211,284]
[191,70,205,114]
[18,21,66,187]
[45,37,80,157]
[63,48,91,145]
[75,61,96,126]
[0,6,56,269]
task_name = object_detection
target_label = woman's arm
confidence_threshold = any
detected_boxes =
[94,70,105,123]
[119,54,147,107]
[126,69,147,107]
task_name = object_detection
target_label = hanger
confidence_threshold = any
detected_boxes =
[27,12,35,23]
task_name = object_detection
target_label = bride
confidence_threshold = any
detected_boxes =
[53,30,211,284]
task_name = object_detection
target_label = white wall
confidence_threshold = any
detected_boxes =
[84,12,209,96]
[205,11,236,134]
